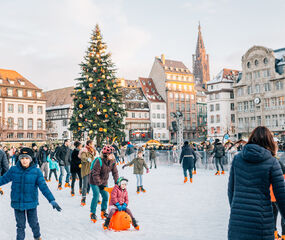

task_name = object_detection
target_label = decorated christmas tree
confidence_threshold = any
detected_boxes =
[69,24,125,145]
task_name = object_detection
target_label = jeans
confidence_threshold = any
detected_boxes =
[108,205,134,219]
[183,167,193,179]
[49,169,58,181]
[215,157,224,172]
[90,184,108,214]
[14,208,40,240]
[71,170,82,191]
[82,174,90,197]
[135,174,143,186]
[59,165,71,185]
[150,158,157,168]
[273,202,285,234]
[40,162,49,180]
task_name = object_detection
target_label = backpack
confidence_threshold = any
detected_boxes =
[90,157,102,170]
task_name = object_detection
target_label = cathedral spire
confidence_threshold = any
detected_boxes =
[192,22,210,86]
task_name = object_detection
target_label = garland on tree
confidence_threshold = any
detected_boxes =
[69,24,126,145]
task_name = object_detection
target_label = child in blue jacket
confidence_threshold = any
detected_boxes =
[0,147,62,240]
[47,156,59,181]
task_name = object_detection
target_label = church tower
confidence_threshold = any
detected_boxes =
[192,23,210,86]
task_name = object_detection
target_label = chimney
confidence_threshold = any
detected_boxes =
[161,54,165,65]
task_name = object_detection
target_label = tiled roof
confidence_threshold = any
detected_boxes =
[122,87,147,102]
[0,69,40,90]
[139,77,165,103]
[208,68,240,84]
[157,58,191,74]
[44,87,74,108]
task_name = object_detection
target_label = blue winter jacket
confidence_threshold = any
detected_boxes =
[0,161,55,210]
[47,157,59,171]
[228,144,285,240]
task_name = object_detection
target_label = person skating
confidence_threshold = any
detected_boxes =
[212,139,225,175]
[56,139,72,190]
[125,142,135,163]
[180,141,197,183]
[47,155,59,182]
[122,149,149,194]
[38,145,50,181]
[228,126,285,240]
[79,140,96,206]
[0,147,61,240]
[31,143,39,167]
[89,145,119,223]
[0,145,9,195]
[149,147,157,169]
[70,141,83,197]
[103,177,139,230]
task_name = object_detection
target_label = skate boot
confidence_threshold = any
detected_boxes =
[103,217,111,230]
[34,237,42,240]
[184,177,188,183]
[90,213,97,223]
[81,197,86,206]
[274,230,280,240]
[215,171,220,176]
[221,170,225,175]
[282,235,285,240]
[193,170,197,175]
[140,186,146,193]
[190,178,193,183]
[65,182,71,188]
[136,186,140,194]
[58,183,62,190]
[0,188,3,195]
[101,210,108,220]
[132,218,140,230]
[71,189,75,197]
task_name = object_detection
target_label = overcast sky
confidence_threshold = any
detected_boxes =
[0,0,284,91]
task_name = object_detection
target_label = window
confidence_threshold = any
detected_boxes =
[257,116,261,126]
[247,62,251,69]
[186,103,190,111]
[37,106,43,114]
[272,115,278,127]
[8,104,14,113]
[265,115,271,127]
[254,59,259,66]
[238,118,244,128]
[209,94,214,100]
[180,93,184,101]
[37,119,43,130]
[17,89,23,97]
[27,133,34,139]
[18,118,24,130]
[27,90,32,97]
[18,104,24,113]
[175,93,179,100]
[238,102,243,111]
[237,88,243,96]
[132,113,135,118]
[7,133,14,139]
[192,104,195,110]
[244,101,249,111]
[276,81,284,90]
[178,85,182,91]
[162,114,165,119]
[17,133,24,139]
[246,73,252,81]
[263,69,270,78]
[264,58,268,65]
[176,103,180,111]
[36,92,41,98]
[157,104,160,110]
[169,93,173,98]
[230,103,235,111]
[7,117,14,129]
[230,92,234,99]
[247,86,252,94]
[18,80,25,86]
[255,84,260,93]
[210,116,214,123]
[28,119,33,130]
[278,96,285,106]
[231,114,235,123]
[28,105,33,114]
[249,100,254,111]
[184,85,187,91]
[181,103,185,111]
[250,117,256,128]
[210,104,214,112]
[216,104,220,111]
[191,94,194,100]
[264,83,271,91]
[157,113,160,119]
[264,98,270,108]
[62,119,68,126]
[170,102,174,110]
[157,122,160,128]
[216,115,220,123]
[215,93,220,99]
[162,122,165,128]
[186,113,190,120]
[186,94,190,101]
[7,88,13,96]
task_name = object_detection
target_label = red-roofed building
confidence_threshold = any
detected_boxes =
[0,68,46,142]
[139,77,169,141]
[149,54,197,142]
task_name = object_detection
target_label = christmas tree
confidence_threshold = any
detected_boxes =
[69,24,126,145]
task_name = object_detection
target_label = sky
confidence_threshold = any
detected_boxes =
[0,0,284,91]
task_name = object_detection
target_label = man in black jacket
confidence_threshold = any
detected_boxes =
[0,145,9,195]
[212,139,225,175]
[180,141,197,183]
[56,139,72,190]
[38,145,50,181]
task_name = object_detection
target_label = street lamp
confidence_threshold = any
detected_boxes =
[171,111,184,150]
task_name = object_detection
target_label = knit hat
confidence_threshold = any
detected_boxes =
[117,177,128,186]
[19,147,34,162]
[32,143,37,148]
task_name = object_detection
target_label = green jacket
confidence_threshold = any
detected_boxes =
[125,157,148,175]
[80,151,94,177]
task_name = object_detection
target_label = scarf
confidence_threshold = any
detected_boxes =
[86,145,95,155]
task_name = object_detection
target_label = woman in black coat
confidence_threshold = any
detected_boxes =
[228,126,285,240]
[70,141,83,196]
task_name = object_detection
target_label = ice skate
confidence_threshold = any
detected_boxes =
[34,237,42,240]
[58,183,62,190]
[274,231,281,240]
[190,178,193,183]
[281,235,285,240]
[65,182,71,188]
[132,218,140,230]
[0,188,3,195]
[101,210,108,219]
[98,200,101,205]
[81,197,86,206]
[184,177,188,183]
[90,213,97,223]
[136,186,140,194]
[140,186,146,193]
[221,170,225,175]
[71,189,75,197]
[215,171,220,176]
[79,188,82,195]
[103,217,111,230]
[193,170,197,175]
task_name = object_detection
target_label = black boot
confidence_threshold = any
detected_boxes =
[132,218,139,230]
[103,217,111,229]
[90,213,97,223]
[136,186,140,194]
[101,210,108,219]
[71,189,75,196]
[140,186,146,193]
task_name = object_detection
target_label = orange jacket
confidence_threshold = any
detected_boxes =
[270,174,285,202]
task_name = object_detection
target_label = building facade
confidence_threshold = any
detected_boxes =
[149,54,197,141]
[192,23,210,86]
[234,46,285,139]
[121,81,151,142]
[195,85,207,141]
[44,87,74,141]
[139,77,169,142]
[207,69,239,141]
[0,69,46,142]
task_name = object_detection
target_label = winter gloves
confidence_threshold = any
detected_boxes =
[0,188,3,195]
[99,185,105,191]
[146,168,149,173]
[115,202,123,211]
[122,203,127,211]
[51,201,62,212]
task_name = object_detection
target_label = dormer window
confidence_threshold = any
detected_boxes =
[148,81,152,86]
[8,79,15,85]
[18,80,25,86]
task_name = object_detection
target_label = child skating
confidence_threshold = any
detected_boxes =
[103,177,139,230]
[47,155,59,182]
[0,147,61,240]
[122,149,149,194]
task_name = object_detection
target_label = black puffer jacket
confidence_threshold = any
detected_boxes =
[0,149,9,176]
[212,143,225,158]
[228,144,285,240]
[179,145,197,169]
[70,149,81,173]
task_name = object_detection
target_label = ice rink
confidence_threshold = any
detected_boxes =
[0,164,230,240]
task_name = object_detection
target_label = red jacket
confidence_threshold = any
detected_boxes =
[110,185,129,206]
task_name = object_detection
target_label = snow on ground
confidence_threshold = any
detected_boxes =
[0,165,230,240]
